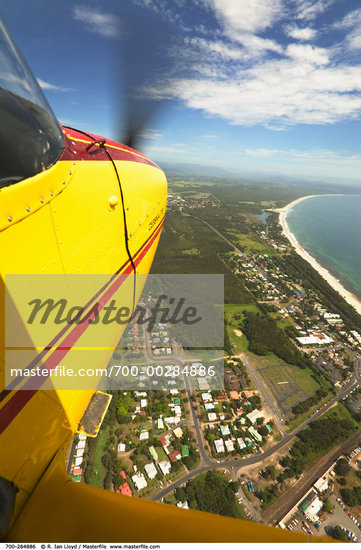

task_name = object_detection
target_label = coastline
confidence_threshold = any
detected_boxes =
[277,195,361,316]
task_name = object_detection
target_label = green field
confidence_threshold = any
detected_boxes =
[287,401,356,434]
[89,426,109,489]
[274,316,294,330]
[227,327,249,353]
[250,355,320,415]
[322,402,359,428]
[223,228,274,254]
[225,304,260,322]
[169,180,217,189]
[225,304,260,353]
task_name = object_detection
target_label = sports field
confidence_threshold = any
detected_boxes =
[252,356,320,416]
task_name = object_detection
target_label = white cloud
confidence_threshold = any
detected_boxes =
[130,0,189,29]
[241,147,361,182]
[286,44,329,65]
[178,35,281,74]
[264,123,287,131]
[206,0,284,55]
[148,54,361,127]
[285,25,316,41]
[294,0,333,22]
[190,63,229,79]
[235,33,283,55]
[245,148,282,157]
[138,129,162,140]
[334,9,361,51]
[37,78,75,92]
[134,0,361,132]
[245,147,361,167]
[347,30,361,51]
[185,37,246,61]
[334,8,361,30]
[194,23,221,37]
[203,134,218,138]
[210,0,283,35]
[72,6,122,38]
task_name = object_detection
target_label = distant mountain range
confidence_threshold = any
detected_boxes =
[155,161,232,178]
[155,160,360,194]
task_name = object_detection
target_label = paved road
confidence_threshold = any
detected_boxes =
[264,427,361,525]
[143,281,361,518]
[152,366,359,502]
[183,365,213,467]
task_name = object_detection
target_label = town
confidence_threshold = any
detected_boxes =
[69,179,361,543]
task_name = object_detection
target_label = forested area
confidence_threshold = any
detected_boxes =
[151,211,254,304]
[277,412,356,483]
[242,312,313,370]
[175,471,241,518]
[291,389,328,415]
[257,412,357,506]
[329,525,348,541]
[340,486,361,507]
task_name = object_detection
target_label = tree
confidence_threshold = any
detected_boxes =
[335,458,350,477]
[337,477,347,486]
[229,480,240,492]
[267,465,276,480]
[256,417,265,426]
[258,426,269,437]
[175,486,187,502]
[176,471,242,518]
[103,469,112,490]
[323,500,333,513]
[330,526,348,542]
[340,488,357,507]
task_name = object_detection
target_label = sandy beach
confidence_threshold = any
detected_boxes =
[277,195,361,316]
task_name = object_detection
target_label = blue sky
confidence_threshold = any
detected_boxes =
[2,0,361,184]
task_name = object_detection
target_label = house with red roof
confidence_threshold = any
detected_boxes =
[217,392,227,401]
[119,470,126,479]
[117,482,132,496]
[169,449,181,463]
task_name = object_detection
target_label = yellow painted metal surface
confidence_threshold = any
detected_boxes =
[7,449,335,543]
[114,159,167,260]
[0,152,167,533]
[51,160,126,274]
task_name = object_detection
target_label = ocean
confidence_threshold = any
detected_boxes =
[286,194,361,301]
